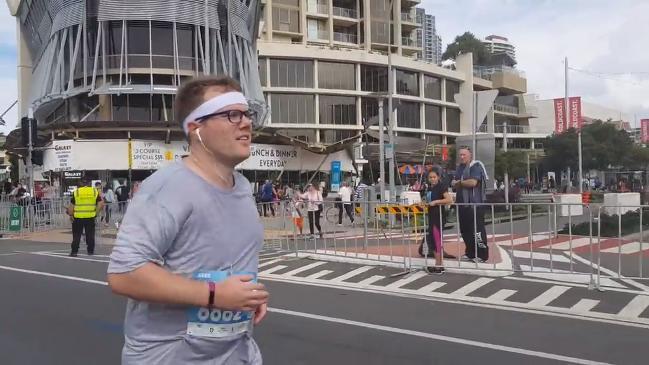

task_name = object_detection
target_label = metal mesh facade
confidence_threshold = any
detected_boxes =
[17,0,267,127]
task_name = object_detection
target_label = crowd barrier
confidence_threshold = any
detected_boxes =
[260,200,649,291]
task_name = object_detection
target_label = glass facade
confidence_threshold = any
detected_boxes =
[321,129,359,144]
[319,96,357,125]
[318,62,355,90]
[396,69,419,96]
[423,75,441,100]
[446,80,460,103]
[270,59,315,88]
[361,97,388,127]
[397,101,420,129]
[270,94,316,124]
[424,104,442,131]
[361,65,388,92]
[446,108,461,132]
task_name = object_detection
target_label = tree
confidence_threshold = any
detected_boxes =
[442,32,491,65]
[495,150,527,180]
[543,120,636,173]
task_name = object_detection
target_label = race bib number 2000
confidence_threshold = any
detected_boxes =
[186,271,255,338]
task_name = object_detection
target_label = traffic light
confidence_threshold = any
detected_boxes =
[31,150,43,165]
[20,117,37,147]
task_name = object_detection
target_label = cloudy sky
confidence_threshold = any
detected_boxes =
[422,0,649,126]
[0,1,647,133]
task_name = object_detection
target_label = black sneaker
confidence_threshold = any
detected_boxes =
[426,266,445,275]
[69,252,78,257]
[87,252,94,256]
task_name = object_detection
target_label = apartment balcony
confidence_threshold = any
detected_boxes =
[402,0,421,8]
[307,30,330,43]
[479,124,531,134]
[401,36,421,48]
[306,3,328,17]
[333,32,358,44]
[494,103,519,115]
[400,12,421,30]
[473,66,527,94]
[332,6,358,19]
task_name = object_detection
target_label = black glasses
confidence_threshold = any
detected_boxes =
[197,109,257,124]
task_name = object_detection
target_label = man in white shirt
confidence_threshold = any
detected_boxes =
[338,181,355,225]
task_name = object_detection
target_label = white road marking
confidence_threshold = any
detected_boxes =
[570,299,599,312]
[527,285,571,307]
[601,242,645,254]
[259,265,288,275]
[617,296,649,318]
[451,277,494,296]
[548,238,592,251]
[0,253,20,257]
[0,264,108,286]
[356,275,387,286]
[305,270,334,279]
[416,281,447,292]
[510,250,571,263]
[519,265,626,288]
[503,235,552,246]
[384,272,428,289]
[329,266,374,283]
[488,289,517,301]
[268,307,613,365]
[569,254,649,292]
[17,251,110,264]
[258,258,284,268]
[280,262,328,277]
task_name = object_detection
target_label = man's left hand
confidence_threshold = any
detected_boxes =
[253,303,268,325]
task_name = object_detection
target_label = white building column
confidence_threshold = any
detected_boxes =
[265,0,274,41]
[363,0,371,51]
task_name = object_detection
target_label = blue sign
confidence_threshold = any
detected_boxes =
[331,160,342,192]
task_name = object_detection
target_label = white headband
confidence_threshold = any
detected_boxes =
[182,91,249,134]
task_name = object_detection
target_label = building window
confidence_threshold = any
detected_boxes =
[445,80,460,103]
[398,131,421,139]
[396,69,419,96]
[319,95,356,125]
[270,94,316,124]
[112,94,128,120]
[424,104,442,131]
[129,94,152,121]
[424,75,441,100]
[397,101,420,129]
[127,21,150,68]
[321,129,359,144]
[151,21,174,69]
[259,58,267,87]
[272,6,300,33]
[151,94,174,122]
[360,65,388,92]
[361,97,387,127]
[270,59,314,88]
[318,62,355,90]
[446,108,460,132]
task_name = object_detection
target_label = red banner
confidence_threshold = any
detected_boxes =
[554,98,566,134]
[441,146,448,161]
[569,96,582,130]
[642,119,649,143]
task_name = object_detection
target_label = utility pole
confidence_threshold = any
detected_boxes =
[378,99,386,202]
[565,57,583,193]
[27,107,35,196]
[503,121,509,203]
[387,0,396,203]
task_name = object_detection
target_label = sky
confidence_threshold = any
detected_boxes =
[0,1,647,134]
[422,0,649,127]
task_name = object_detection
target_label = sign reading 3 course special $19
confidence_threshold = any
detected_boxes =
[129,141,189,170]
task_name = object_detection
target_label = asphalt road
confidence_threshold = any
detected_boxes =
[1,239,648,365]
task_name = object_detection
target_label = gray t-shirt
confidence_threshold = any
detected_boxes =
[108,162,264,365]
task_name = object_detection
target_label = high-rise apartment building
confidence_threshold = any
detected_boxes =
[416,8,442,64]
[483,35,516,63]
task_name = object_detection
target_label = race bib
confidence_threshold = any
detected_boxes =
[186,271,255,338]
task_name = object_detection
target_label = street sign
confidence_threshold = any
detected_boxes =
[330,161,341,192]
[9,206,22,232]
[385,144,394,160]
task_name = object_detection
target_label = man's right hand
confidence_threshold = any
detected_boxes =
[213,275,269,312]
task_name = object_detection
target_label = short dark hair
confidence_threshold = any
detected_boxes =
[175,76,243,130]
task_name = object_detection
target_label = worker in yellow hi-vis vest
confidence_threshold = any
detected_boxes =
[66,178,104,257]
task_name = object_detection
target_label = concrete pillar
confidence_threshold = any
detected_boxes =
[328,0,334,45]
[16,19,33,118]
[301,0,308,45]
[265,0,273,41]
[363,0,371,51]
[454,53,475,135]
[99,94,111,120]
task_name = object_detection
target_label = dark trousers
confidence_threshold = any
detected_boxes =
[72,218,96,254]
[458,206,488,260]
[118,200,128,214]
[338,204,355,224]
[104,205,112,223]
[262,200,275,217]
[308,210,322,235]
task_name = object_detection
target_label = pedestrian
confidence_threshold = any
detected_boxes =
[452,146,489,263]
[42,181,56,224]
[338,181,355,226]
[290,195,304,236]
[300,183,323,238]
[107,75,269,364]
[420,167,454,273]
[115,180,130,214]
[67,178,103,257]
[260,180,276,217]
[103,184,116,227]
[355,180,368,207]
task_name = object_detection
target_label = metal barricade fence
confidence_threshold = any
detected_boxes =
[595,205,649,287]
[260,200,615,287]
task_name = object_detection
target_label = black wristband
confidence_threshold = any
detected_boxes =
[208,281,216,308]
